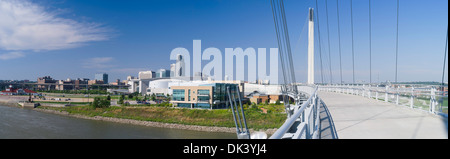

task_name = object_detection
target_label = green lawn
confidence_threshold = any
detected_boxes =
[38,104,287,130]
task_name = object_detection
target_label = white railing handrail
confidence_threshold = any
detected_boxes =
[319,84,448,118]
[270,86,320,139]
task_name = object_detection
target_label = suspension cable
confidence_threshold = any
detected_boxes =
[337,0,343,84]
[369,0,372,84]
[316,0,324,84]
[325,0,333,84]
[395,0,399,83]
[442,26,448,86]
[351,0,355,84]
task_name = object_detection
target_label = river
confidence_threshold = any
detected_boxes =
[0,105,236,139]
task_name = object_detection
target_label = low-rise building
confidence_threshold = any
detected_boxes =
[1,86,38,96]
[170,83,239,109]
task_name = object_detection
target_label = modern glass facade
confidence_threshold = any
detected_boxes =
[173,89,185,101]
[211,83,238,109]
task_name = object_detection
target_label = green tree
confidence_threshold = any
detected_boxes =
[151,93,156,101]
[92,97,111,109]
[118,95,124,104]
[275,99,281,105]
[91,97,100,109]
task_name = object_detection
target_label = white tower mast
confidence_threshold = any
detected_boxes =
[308,8,315,85]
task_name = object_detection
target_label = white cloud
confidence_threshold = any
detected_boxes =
[82,57,115,69]
[0,52,25,60]
[0,0,110,53]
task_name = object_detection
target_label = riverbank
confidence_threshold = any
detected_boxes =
[1,95,282,136]
[0,96,26,107]
[35,108,278,135]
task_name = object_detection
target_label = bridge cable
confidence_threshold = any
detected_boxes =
[325,0,333,84]
[270,0,288,88]
[316,0,324,84]
[442,26,448,87]
[351,0,355,84]
[395,0,400,83]
[280,0,298,90]
[369,0,372,84]
[270,0,296,117]
[336,0,343,84]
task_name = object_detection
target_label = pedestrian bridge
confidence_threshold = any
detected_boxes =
[319,90,448,139]
[266,85,448,139]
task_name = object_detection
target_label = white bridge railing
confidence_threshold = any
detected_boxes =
[319,84,448,118]
[270,86,322,139]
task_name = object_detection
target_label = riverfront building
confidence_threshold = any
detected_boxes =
[171,83,239,109]
[1,85,38,96]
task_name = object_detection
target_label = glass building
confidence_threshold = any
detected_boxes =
[170,83,239,109]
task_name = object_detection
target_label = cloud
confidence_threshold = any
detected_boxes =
[82,57,115,69]
[0,52,25,60]
[0,0,110,54]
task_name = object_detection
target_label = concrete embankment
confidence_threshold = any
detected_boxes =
[35,108,278,135]
[0,96,27,107]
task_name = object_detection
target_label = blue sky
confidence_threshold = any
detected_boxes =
[0,0,448,84]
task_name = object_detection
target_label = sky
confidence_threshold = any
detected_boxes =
[0,0,448,84]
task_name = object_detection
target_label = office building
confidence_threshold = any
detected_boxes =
[171,83,239,109]
[95,73,108,84]
[156,69,171,78]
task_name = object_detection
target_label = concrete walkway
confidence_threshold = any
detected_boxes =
[318,91,448,139]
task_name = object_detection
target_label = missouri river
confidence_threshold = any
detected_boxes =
[0,105,236,139]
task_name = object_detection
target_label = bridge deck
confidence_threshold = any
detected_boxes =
[318,91,448,139]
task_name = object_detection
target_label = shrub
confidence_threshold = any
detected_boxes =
[91,97,111,109]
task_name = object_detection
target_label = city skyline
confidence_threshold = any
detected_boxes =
[0,0,448,84]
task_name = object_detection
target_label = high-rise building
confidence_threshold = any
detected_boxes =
[138,71,155,80]
[175,54,185,77]
[156,69,171,78]
[170,64,176,77]
[95,73,108,84]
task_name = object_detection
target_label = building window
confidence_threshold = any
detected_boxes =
[188,89,191,101]
[198,89,210,95]
[173,89,185,101]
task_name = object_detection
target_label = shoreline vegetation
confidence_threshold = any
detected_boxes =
[0,96,283,136]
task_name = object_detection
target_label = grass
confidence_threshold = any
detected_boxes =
[38,104,287,130]
[38,101,90,105]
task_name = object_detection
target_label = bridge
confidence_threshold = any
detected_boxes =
[227,0,449,139]
[319,85,448,139]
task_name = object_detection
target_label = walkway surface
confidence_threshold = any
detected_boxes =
[318,91,448,139]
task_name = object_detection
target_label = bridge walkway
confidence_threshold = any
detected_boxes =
[318,91,448,139]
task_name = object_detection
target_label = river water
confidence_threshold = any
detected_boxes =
[0,105,236,139]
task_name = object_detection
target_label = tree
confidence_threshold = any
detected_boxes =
[92,97,111,109]
[118,95,124,104]
[107,95,111,101]
[151,93,156,101]
[275,99,281,105]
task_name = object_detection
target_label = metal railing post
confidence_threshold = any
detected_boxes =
[431,87,436,114]
[385,86,389,103]
[376,85,379,101]
[410,87,414,109]
[396,86,399,105]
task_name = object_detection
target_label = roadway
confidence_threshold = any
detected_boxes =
[318,91,448,139]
